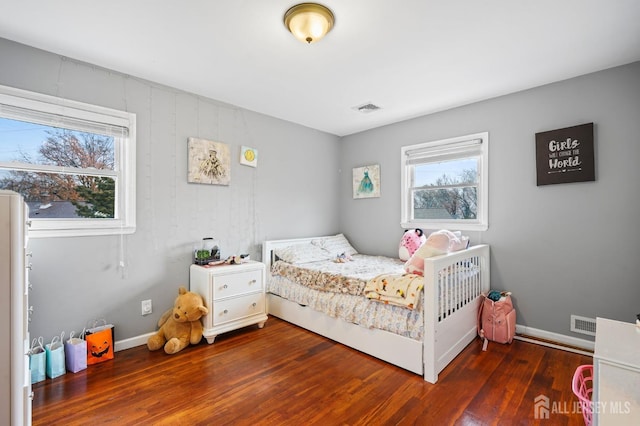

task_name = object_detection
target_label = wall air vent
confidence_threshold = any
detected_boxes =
[352,102,382,114]
[570,315,597,336]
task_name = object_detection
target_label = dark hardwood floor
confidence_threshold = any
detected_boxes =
[32,317,592,425]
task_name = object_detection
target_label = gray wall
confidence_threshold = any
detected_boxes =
[0,38,341,342]
[340,61,640,340]
[2,37,639,345]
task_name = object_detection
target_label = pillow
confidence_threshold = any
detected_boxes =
[398,228,426,261]
[311,233,358,256]
[273,243,333,264]
[404,230,469,276]
[404,238,448,276]
[448,231,470,251]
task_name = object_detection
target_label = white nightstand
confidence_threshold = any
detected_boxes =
[190,261,268,344]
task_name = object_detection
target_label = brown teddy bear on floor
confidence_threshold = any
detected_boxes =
[147,286,209,354]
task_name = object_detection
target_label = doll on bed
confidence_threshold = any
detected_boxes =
[334,252,353,263]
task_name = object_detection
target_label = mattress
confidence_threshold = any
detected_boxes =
[268,275,425,340]
[268,252,482,341]
[268,254,424,340]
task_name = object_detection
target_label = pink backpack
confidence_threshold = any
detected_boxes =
[478,291,516,351]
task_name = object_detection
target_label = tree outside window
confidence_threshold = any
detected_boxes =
[0,84,136,237]
[401,132,488,231]
[0,121,116,219]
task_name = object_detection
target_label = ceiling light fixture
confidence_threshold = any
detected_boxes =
[284,3,335,44]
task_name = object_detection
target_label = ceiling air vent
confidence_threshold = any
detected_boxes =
[352,102,382,114]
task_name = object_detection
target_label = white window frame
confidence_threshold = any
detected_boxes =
[0,85,136,238]
[401,132,488,231]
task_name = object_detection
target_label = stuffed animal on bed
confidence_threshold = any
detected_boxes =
[398,228,427,261]
[147,286,209,355]
[334,252,353,263]
[404,230,469,276]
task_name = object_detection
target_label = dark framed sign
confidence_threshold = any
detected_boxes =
[535,122,595,186]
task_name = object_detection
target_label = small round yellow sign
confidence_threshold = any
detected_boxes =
[244,149,255,162]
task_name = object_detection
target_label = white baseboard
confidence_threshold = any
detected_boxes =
[113,325,596,357]
[515,324,594,356]
[114,332,155,352]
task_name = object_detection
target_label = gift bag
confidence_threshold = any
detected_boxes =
[29,337,46,384]
[65,330,87,373]
[86,320,115,365]
[45,332,66,379]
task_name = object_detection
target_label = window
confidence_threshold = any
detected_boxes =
[0,85,136,237]
[401,132,488,231]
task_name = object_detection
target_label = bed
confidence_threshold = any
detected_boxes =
[262,235,490,384]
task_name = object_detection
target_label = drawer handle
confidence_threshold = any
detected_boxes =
[223,309,228,314]
[252,302,257,307]
[249,279,256,285]
[222,284,228,289]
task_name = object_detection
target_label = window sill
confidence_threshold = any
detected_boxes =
[28,223,136,238]
[400,221,488,232]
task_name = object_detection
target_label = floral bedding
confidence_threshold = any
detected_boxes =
[268,274,425,340]
[268,251,481,340]
[269,254,423,339]
[271,254,406,296]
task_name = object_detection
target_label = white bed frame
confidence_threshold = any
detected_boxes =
[262,237,490,384]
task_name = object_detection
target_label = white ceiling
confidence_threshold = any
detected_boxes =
[1,1,639,136]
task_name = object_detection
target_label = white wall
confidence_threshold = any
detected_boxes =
[0,38,341,342]
[340,61,640,340]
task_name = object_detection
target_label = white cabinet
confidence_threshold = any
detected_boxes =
[593,317,640,426]
[190,261,268,344]
[0,190,31,426]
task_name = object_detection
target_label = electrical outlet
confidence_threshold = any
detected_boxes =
[141,299,152,316]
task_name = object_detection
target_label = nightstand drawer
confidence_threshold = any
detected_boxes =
[212,269,262,300]
[213,293,265,326]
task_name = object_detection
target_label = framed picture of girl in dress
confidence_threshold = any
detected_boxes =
[352,164,380,199]
[187,137,231,186]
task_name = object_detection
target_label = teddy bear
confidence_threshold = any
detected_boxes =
[398,228,426,261]
[147,286,209,355]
